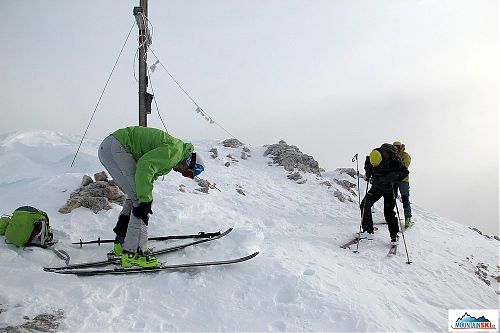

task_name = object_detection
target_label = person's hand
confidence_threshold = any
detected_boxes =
[133,201,153,220]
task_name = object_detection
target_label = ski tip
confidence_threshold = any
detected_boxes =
[218,227,234,237]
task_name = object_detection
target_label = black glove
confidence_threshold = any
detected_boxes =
[397,169,409,181]
[132,201,153,220]
[365,171,372,182]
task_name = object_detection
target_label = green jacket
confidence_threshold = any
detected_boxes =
[113,126,194,202]
[399,145,411,183]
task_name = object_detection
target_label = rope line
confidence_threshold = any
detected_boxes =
[71,21,136,167]
[148,47,238,140]
[137,13,238,141]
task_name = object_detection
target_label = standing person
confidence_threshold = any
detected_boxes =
[393,141,412,229]
[360,143,409,245]
[98,126,205,268]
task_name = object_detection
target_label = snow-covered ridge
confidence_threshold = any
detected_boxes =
[0,130,498,332]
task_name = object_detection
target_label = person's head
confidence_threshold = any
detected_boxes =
[393,141,405,152]
[175,153,205,179]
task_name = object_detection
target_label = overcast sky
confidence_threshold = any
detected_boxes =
[1,0,498,235]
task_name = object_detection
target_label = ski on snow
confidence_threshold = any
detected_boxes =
[340,238,360,249]
[44,228,233,272]
[339,226,379,249]
[387,245,397,256]
[48,252,259,276]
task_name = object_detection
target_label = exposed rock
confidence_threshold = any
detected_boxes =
[242,147,251,159]
[0,309,64,333]
[197,179,211,188]
[264,140,322,175]
[209,148,218,159]
[334,190,352,203]
[469,227,499,241]
[94,171,108,182]
[226,154,239,162]
[193,178,212,194]
[81,175,93,187]
[59,172,126,214]
[236,188,246,196]
[179,184,187,193]
[225,162,231,167]
[287,172,303,181]
[222,138,243,148]
[320,181,332,187]
[336,168,359,179]
[333,179,357,195]
[475,262,491,286]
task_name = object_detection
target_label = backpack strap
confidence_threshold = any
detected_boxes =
[25,221,43,246]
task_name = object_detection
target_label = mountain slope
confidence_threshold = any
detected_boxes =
[0,130,497,332]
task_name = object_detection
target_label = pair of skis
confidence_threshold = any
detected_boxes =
[340,235,397,257]
[44,228,259,276]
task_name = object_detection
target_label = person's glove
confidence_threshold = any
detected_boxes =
[365,171,372,182]
[397,169,409,181]
[133,201,153,220]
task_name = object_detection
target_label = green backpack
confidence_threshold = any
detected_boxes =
[0,215,10,235]
[4,206,54,247]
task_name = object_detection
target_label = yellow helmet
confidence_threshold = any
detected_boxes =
[369,150,382,167]
[393,141,402,147]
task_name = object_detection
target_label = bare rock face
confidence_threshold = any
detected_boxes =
[264,140,322,175]
[59,172,126,214]
[222,138,243,148]
[94,171,109,182]
[0,309,64,333]
[333,179,357,195]
[80,175,93,187]
[336,168,359,179]
[209,148,219,159]
[287,172,303,181]
[334,190,353,203]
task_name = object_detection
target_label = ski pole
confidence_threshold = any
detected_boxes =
[352,153,361,203]
[352,153,363,253]
[393,186,412,264]
[354,178,370,254]
[73,231,221,247]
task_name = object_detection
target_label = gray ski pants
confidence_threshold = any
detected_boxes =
[98,135,149,253]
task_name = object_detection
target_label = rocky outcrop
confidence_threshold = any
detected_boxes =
[222,138,243,148]
[336,168,360,179]
[264,141,322,175]
[59,172,126,214]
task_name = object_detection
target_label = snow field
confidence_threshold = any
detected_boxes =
[0,130,497,331]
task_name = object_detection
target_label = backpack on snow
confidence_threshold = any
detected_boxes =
[4,206,54,247]
[0,215,11,235]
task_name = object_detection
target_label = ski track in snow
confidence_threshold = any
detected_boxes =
[0,130,498,332]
